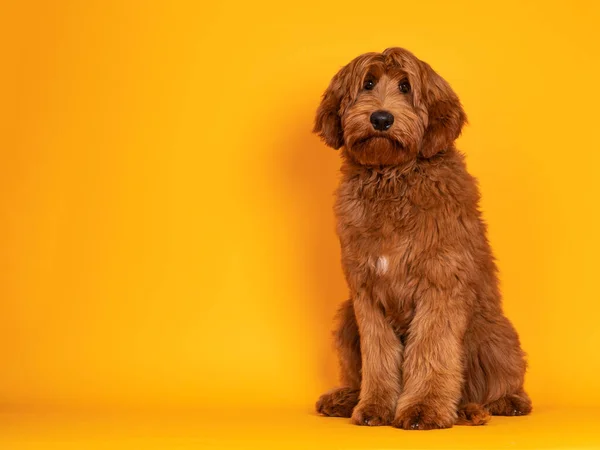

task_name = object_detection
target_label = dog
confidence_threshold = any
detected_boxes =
[313,48,531,429]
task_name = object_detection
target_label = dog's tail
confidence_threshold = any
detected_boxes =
[456,403,491,426]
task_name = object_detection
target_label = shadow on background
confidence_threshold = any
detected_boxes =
[274,106,348,394]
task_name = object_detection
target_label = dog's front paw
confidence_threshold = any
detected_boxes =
[351,402,394,426]
[392,403,454,430]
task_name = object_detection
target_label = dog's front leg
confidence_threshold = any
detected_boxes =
[392,283,468,430]
[350,290,403,426]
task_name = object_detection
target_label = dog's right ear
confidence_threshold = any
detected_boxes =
[313,70,345,150]
[417,60,467,159]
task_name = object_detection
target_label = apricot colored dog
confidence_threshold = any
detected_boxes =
[314,48,531,429]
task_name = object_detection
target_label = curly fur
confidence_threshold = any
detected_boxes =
[313,48,531,429]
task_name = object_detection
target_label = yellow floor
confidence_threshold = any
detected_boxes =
[1,405,599,449]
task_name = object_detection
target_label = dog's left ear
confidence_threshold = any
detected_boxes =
[313,69,346,150]
[418,61,467,158]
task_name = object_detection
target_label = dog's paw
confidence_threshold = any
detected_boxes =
[487,392,532,416]
[392,404,453,430]
[351,402,394,426]
[315,387,360,418]
[456,403,491,426]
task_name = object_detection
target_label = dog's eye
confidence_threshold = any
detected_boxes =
[399,81,411,94]
[363,79,376,90]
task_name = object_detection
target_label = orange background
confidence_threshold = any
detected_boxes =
[1,0,600,422]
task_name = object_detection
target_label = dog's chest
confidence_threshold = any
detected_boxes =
[336,174,434,336]
[335,180,420,282]
[335,175,433,336]
[335,180,414,251]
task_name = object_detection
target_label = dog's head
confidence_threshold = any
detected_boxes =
[314,48,466,166]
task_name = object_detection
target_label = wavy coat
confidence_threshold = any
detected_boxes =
[314,48,531,429]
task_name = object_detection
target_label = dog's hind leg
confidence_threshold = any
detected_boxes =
[462,310,531,419]
[486,389,532,416]
[316,299,361,417]
[316,386,360,417]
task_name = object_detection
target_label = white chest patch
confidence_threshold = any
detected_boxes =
[376,256,389,275]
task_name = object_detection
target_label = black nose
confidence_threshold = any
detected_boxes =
[370,110,394,131]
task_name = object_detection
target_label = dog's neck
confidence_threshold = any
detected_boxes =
[340,147,456,181]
